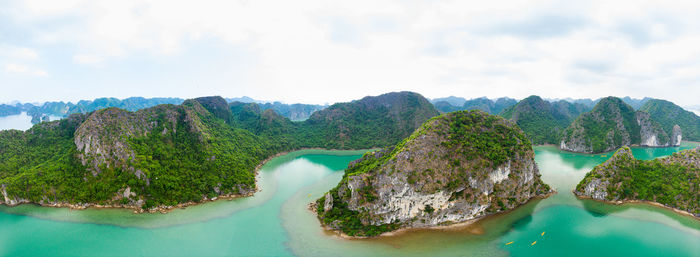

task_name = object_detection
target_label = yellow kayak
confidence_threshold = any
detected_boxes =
[531,241,537,246]
[505,241,514,245]
[541,231,546,236]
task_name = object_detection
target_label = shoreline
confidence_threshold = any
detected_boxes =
[557,141,698,155]
[0,147,375,214]
[310,190,557,239]
[574,195,699,220]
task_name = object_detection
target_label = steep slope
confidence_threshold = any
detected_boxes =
[315,110,552,237]
[431,96,467,107]
[433,97,517,115]
[433,101,463,113]
[302,92,440,149]
[640,99,699,141]
[0,91,450,211]
[500,96,589,145]
[0,97,273,210]
[560,97,676,153]
[620,96,651,110]
[258,102,327,121]
[574,146,699,217]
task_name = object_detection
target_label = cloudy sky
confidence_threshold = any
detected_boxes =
[1,0,700,106]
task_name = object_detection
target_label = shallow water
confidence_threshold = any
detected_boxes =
[0,145,698,257]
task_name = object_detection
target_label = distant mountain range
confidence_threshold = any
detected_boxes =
[430,96,517,114]
[3,95,697,146]
[430,95,699,145]
[0,97,327,124]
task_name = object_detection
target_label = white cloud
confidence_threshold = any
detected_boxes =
[73,54,103,64]
[5,63,28,73]
[1,0,700,105]
[5,63,48,76]
[0,45,39,59]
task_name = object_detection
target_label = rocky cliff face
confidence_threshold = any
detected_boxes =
[635,111,671,147]
[640,99,700,141]
[0,97,267,211]
[671,125,683,146]
[574,146,699,216]
[74,102,209,177]
[560,97,680,153]
[316,110,552,236]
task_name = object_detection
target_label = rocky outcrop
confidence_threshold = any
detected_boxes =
[74,102,208,176]
[671,125,683,146]
[575,146,699,217]
[316,110,552,236]
[0,96,264,211]
[640,99,700,141]
[636,112,672,147]
[560,97,680,153]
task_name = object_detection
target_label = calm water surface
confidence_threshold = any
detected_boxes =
[0,144,699,257]
[0,112,64,131]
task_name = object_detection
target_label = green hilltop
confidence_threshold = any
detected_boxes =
[0,92,439,211]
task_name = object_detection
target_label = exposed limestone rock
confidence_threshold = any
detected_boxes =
[636,112,671,147]
[316,110,552,236]
[323,193,334,212]
[575,146,699,216]
[560,97,679,153]
[671,125,683,146]
[74,104,204,176]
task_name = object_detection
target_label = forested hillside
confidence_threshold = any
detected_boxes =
[0,92,439,211]
[640,99,700,141]
[499,96,589,145]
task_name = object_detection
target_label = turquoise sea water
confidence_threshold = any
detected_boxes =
[0,145,698,257]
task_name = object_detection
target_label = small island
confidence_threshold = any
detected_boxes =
[314,110,552,237]
[575,146,699,217]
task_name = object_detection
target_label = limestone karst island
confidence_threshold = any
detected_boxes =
[1,1,699,256]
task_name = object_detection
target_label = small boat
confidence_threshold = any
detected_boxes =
[541,231,546,236]
[505,241,514,245]
[531,241,537,245]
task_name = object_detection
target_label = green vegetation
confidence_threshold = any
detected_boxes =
[443,110,532,168]
[0,92,438,210]
[640,99,700,141]
[316,110,550,236]
[575,147,699,214]
[23,97,185,124]
[562,97,643,153]
[229,91,440,150]
[0,99,276,208]
[433,97,517,115]
[499,95,589,145]
[256,102,326,121]
[316,188,399,237]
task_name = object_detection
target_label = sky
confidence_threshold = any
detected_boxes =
[1,0,700,106]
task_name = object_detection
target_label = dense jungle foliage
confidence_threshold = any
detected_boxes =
[0,92,439,209]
